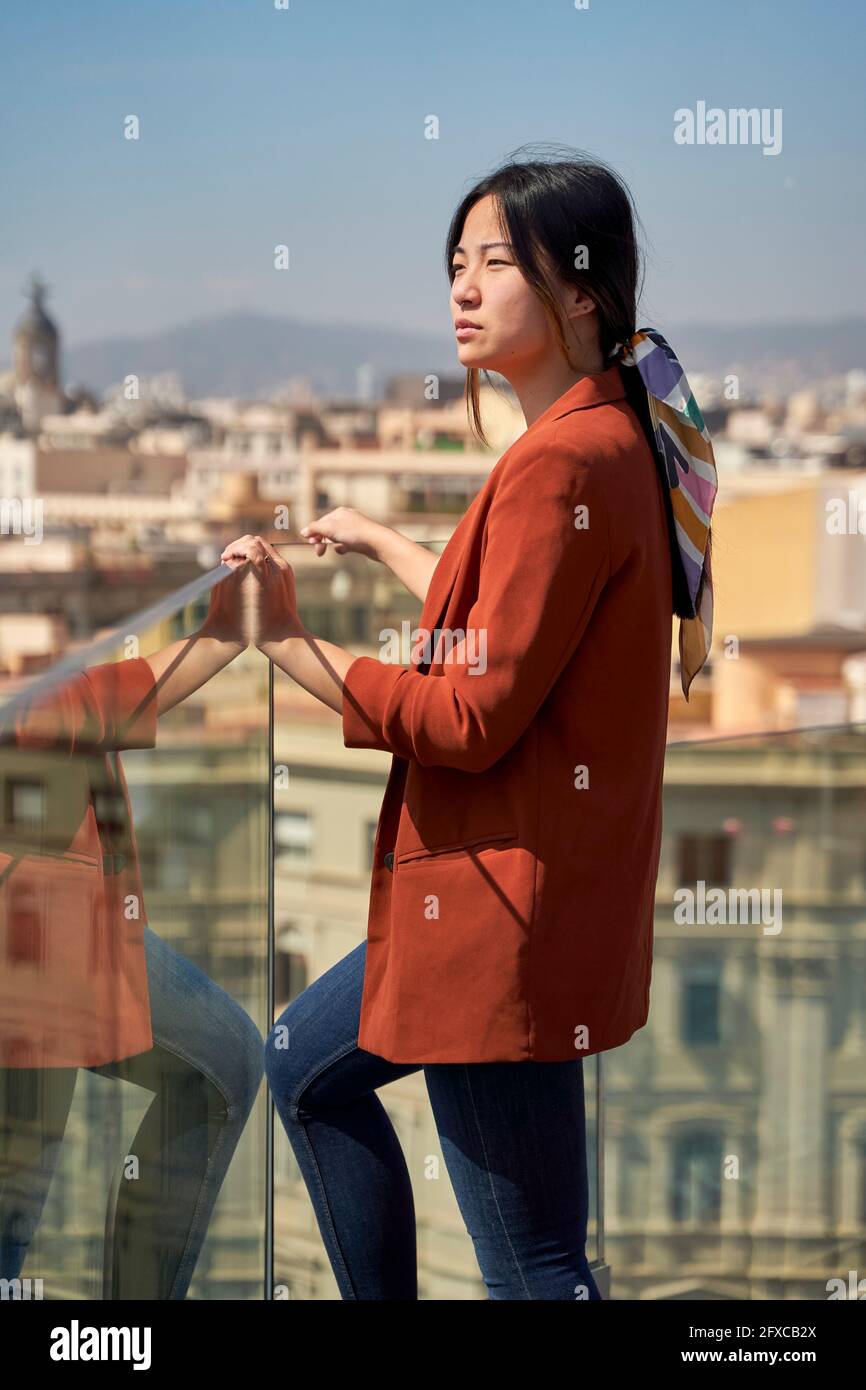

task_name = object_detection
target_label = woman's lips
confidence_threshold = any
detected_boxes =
[455,325,483,339]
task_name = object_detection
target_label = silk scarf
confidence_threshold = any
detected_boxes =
[609,327,718,700]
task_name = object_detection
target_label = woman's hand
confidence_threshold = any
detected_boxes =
[304,510,439,603]
[219,534,304,647]
[199,560,252,647]
[300,507,384,561]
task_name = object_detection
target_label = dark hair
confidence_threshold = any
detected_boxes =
[444,142,706,623]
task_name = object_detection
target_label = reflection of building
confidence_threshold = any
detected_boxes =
[604,731,866,1299]
[13,275,64,432]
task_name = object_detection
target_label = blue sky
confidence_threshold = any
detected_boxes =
[0,0,863,350]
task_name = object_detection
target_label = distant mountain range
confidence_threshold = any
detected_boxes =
[649,319,866,397]
[18,312,866,403]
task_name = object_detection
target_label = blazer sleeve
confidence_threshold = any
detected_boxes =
[341,430,612,772]
[4,656,159,754]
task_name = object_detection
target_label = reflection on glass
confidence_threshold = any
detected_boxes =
[603,726,866,1300]
[0,574,269,1300]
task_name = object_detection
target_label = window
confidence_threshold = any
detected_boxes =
[677,834,732,887]
[297,604,333,640]
[681,961,722,1045]
[794,690,848,727]
[350,606,368,641]
[274,949,308,1007]
[6,779,44,832]
[670,1132,723,1225]
[274,811,312,861]
[158,842,189,890]
[178,804,215,845]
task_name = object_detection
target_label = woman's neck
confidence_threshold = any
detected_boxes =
[510,347,608,428]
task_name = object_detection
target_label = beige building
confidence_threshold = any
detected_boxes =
[670,468,866,738]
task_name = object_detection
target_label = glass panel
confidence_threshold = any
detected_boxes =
[606,724,866,1300]
[0,569,270,1300]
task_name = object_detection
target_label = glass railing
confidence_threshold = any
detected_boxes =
[0,566,271,1300]
[605,721,866,1301]
[0,551,597,1302]
[4,552,861,1301]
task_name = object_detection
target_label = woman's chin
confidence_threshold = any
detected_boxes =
[456,343,497,371]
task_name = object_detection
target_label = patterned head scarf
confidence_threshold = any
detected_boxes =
[608,327,718,702]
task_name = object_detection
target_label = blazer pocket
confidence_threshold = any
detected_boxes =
[0,850,102,963]
[396,830,518,867]
[387,833,535,1052]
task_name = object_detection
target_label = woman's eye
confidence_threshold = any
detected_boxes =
[451,260,509,273]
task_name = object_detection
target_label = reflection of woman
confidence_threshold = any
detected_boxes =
[0,565,263,1298]
[225,153,716,1299]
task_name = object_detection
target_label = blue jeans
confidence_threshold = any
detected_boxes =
[0,925,264,1299]
[265,940,602,1300]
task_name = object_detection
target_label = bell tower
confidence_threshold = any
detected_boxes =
[13,272,63,431]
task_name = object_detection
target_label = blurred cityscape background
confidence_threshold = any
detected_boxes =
[1,0,864,1301]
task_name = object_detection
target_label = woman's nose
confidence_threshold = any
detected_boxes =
[454,286,481,309]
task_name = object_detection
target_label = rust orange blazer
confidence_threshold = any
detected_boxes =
[340,363,673,1063]
[0,658,157,1068]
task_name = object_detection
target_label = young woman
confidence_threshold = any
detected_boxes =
[222,151,717,1300]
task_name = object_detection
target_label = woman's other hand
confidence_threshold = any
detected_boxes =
[300,507,384,561]
[219,534,303,646]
